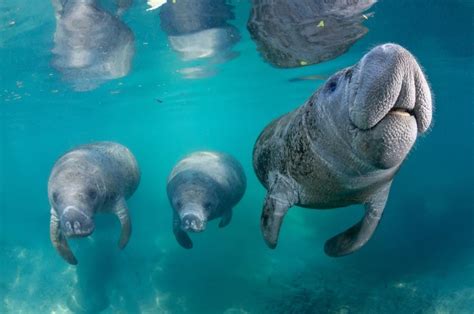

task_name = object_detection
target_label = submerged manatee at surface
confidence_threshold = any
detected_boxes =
[253,44,433,256]
[159,0,240,78]
[167,151,246,249]
[48,142,140,264]
[247,0,376,68]
[51,0,135,91]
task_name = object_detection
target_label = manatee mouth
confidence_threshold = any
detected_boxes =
[62,222,94,238]
[60,206,95,238]
[351,104,418,132]
[387,107,415,118]
[349,44,432,133]
[181,212,206,233]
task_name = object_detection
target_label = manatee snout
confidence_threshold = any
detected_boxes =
[181,210,206,233]
[348,43,432,169]
[349,43,432,133]
[60,206,95,238]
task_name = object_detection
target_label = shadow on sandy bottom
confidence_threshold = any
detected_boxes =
[260,262,474,314]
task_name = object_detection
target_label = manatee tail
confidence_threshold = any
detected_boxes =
[261,173,299,249]
[324,184,391,257]
[50,209,78,265]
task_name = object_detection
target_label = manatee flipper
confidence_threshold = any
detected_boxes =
[50,208,77,265]
[173,211,193,249]
[219,209,233,228]
[324,185,391,257]
[113,198,131,249]
[261,173,299,249]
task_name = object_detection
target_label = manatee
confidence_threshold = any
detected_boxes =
[253,44,433,256]
[159,0,240,78]
[167,151,246,248]
[247,0,376,68]
[48,142,140,264]
[51,0,135,91]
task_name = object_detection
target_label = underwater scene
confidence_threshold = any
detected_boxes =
[0,0,473,313]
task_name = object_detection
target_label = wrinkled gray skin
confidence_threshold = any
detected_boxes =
[159,0,240,78]
[51,0,134,91]
[167,152,246,249]
[48,142,140,264]
[247,0,376,68]
[253,44,432,256]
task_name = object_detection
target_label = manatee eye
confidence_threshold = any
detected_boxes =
[326,79,338,93]
[87,189,97,200]
[52,192,59,203]
[175,201,182,209]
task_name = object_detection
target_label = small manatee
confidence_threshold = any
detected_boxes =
[167,151,246,248]
[48,142,140,264]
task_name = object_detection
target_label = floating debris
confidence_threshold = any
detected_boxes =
[317,20,325,28]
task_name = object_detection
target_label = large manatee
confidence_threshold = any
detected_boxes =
[253,44,432,256]
[167,151,246,248]
[159,0,240,78]
[247,0,376,68]
[51,0,135,91]
[48,142,140,264]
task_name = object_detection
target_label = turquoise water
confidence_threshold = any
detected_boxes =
[1,0,473,313]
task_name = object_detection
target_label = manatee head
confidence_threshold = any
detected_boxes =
[168,173,223,233]
[314,43,432,170]
[49,171,103,238]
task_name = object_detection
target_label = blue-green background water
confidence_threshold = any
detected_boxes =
[1,0,473,313]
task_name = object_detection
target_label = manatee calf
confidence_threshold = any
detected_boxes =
[159,0,240,78]
[51,0,135,91]
[253,44,433,256]
[247,0,376,67]
[167,152,246,248]
[48,142,140,264]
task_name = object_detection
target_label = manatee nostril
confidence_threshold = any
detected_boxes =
[344,69,353,81]
[73,221,81,232]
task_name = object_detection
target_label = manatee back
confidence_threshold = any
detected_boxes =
[168,151,246,205]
